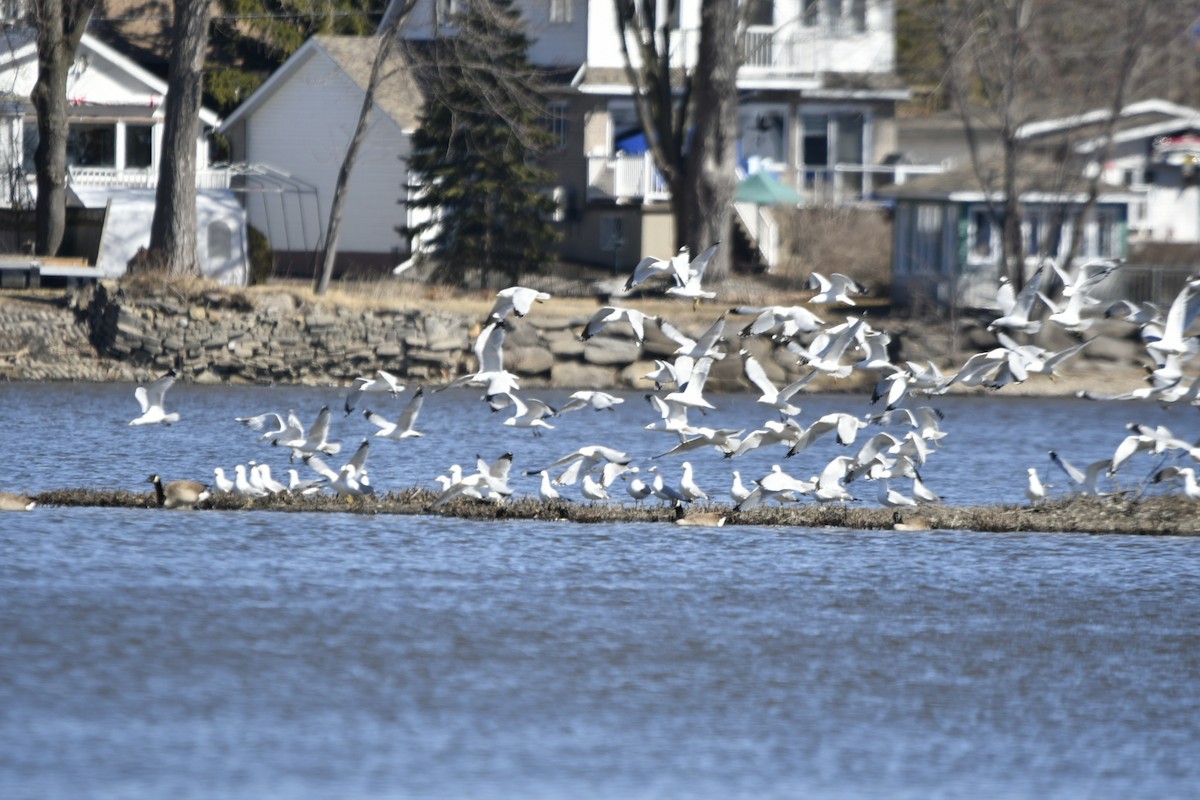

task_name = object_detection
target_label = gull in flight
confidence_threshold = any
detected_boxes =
[732,304,824,341]
[988,265,1045,335]
[580,306,657,344]
[305,440,372,498]
[1052,258,1120,298]
[497,392,556,435]
[806,271,867,305]
[237,410,300,444]
[555,390,625,415]
[363,386,425,439]
[1048,450,1111,496]
[666,242,720,307]
[526,445,632,486]
[624,251,676,292]
[787,316,866,378]
[1153,466,1200,499]
[437,321,519,398]
[658,314,728,360]
[734,464,815,511]
[740,350,813,417]
[130,369,179,426]
[664,356,717,410]
[486,286,551,325]
[432,453,514,508]
[275,405,342,461]
[1144,276,1200,360]
[785,412,867,457]
[643,355,694,390]
[344,370,405,415]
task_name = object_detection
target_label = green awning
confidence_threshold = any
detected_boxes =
[735,171,805,206]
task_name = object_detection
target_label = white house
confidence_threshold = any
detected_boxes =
[0,20,247,284]
[222,0,910,276]
[218,35,422,278]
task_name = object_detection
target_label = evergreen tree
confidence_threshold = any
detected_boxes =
[402,0,560,289]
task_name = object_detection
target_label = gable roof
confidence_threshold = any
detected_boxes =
[219,35,423,134]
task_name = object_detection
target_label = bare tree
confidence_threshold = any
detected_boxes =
[29,0,97,256]
[314,0,417,295]
[615,0,745,281]
[929,0,1184,290]
[147,0,213,276]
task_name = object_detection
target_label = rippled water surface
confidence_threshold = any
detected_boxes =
[1,382,1198,798]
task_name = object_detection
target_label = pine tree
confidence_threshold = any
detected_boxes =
[402,0,560,289]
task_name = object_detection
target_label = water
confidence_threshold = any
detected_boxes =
[2,382,1199,797]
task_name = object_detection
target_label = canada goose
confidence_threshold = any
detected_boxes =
[673,503,728,527]
[892,510,934,532]
[0,491,36,512]
[147,474,210,509]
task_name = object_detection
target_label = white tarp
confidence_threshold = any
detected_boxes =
[71,187,249,286]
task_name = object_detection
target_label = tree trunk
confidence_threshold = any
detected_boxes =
[149,0,212,276]
[681,0,740,281]
[315,1,415,295]
[30,0,96,257]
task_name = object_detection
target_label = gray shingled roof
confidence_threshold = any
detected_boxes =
[314,35,424,131]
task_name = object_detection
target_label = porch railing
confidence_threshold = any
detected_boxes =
[67,166,233,191]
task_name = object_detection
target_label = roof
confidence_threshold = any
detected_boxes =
[219,35,423,133]
[877,153,1137,203]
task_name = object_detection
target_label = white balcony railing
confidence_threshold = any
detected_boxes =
[587,153,669,203]
[67,166,233,191]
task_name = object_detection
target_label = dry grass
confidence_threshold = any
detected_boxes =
[32,488,1199,535]
[776,206,893,294]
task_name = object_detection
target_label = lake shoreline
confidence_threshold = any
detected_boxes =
[29,488,1198,536]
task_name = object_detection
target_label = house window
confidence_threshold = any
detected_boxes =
[550,0,572,24]
[802,0,819,27]
[67,123,116,167]
[851,0,867,32]
[969,207,994,260]
[827,0,843,31]
[802,113,829,188]
[125,124,153,169]
[746,0,773,27]
[542,103,568,151]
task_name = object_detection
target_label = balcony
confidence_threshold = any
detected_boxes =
[67,166,233,190]
[587,153,669,203]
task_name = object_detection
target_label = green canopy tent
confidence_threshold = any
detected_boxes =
[735,172,804,272]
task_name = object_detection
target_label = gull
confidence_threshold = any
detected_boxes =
[666,242,720,307]
[854,330,896,372]
[363,386,425,439]
[643,355,694,390]
[911,474,941,504]
[274,405,342,461]
[344,369,405,415]
[432,453,515,508]
[486,286,551,325]
[580,306,656,344]
[555,390,624,414]
[806,271,867,305]
[678,461,709,502]
[1110,423,1200,476]
[236,411,296,443]
[1037,289,1100,333]
[581,473,609,502]
[728,418,803,458]
[785,412,867,457]
[624,251,676,291]
[626,472,653,504]
[1105,299,1163,327]
[1026,467,1047,504]
[664,356,717,410]
[871,369,912,411]
[498,392,556,435]
[870,407,947,443]
[147,474,209,509]
[212,467,235,494]
[877,480,917,508]
[1052,258,1120,298]
[287,468,326,496]
[525,445,632,483]
[653,426,743,459]
[304,453,371,498]
[536,470,564,503]
[658,314,728,360]
[253,464,289,495]
[1145,276,1200,359]
[740,350,814,417]
[1152,466,1200,499]
[988,265,1045,335]
[814,456,856,504]
[732,304,824,340]
[994,332,1092,379]
[729,471,754,505]
[644,393,692,435]
[1048,450,1111,496]
[734,465,815,511]
[233,464,267,497]
[645,466,688,505]
[437,321,519,397]
[786,316,865,378]
[130,369,179,426]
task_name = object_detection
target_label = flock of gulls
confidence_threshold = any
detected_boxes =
[9,243,1198,524]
